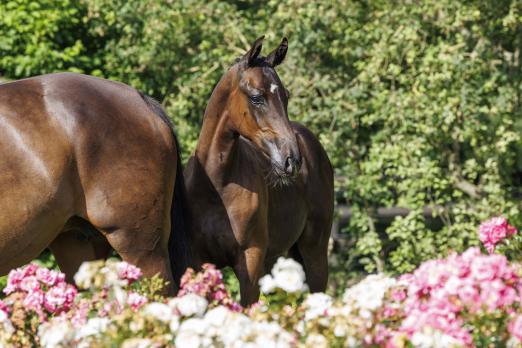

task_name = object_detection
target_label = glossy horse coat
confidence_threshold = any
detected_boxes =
[185,37,334,305]
[0,73,189,292]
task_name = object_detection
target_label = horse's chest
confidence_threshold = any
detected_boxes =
[266,185,308,253]
[191,181,265,263]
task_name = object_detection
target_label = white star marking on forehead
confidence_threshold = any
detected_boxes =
[270,83,278,94]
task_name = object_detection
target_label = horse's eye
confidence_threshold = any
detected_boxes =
[249,94,265,106]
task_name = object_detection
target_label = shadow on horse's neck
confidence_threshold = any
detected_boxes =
[194,68,242,186]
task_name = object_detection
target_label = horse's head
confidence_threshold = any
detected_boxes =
[227,36,301,183]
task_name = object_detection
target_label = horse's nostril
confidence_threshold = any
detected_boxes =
[284,157,292,174]
[284,156,298,175]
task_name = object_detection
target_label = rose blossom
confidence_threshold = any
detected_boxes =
[117,261,143,283]
[478,217,517,253]
[509,315,522,342]
[43,283,77,313]
[127,292,148,311]
[36,268,65,287]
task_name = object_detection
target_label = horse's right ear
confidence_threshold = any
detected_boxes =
[242,35,264,67]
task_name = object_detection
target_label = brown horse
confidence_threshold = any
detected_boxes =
[0,73,190,293]
[185,36,334,305]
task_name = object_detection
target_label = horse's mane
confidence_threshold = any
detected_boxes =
[234,56,273,69]
[138,91,174,130]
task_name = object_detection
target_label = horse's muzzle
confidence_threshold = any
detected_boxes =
[284,155,302,177]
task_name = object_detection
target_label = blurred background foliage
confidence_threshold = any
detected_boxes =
[1,0,522,291]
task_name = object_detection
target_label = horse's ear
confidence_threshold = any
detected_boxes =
[243,35,264,67]
[266,37,288,67]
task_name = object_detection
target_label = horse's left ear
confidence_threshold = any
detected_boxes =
[266,37,288,67]
[243,35,265,67]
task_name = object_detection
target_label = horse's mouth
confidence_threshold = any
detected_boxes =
[265,162,297,188]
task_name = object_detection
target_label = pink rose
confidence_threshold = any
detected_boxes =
[43,283,77,313]
[127,292,148,311]
[117,262,143,283]
[36,268,65,287]
[23,289,44,311]
[509,315,522,342]
[19,276,40,292]
[479,217,517,253]
[0,300,8,315]
[4,268,25,294]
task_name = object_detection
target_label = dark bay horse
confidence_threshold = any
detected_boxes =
[0,73,190,292]
[185,37,334,305]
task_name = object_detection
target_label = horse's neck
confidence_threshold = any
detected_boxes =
[191,74,239,189]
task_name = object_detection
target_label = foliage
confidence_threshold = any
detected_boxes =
[0,0,98,76]
[1,0,522,276]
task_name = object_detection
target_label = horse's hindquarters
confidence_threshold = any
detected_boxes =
[0,73,179,289]
[0,80,76,274]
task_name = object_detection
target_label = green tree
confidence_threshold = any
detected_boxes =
[0,0,98,76]
[1,0,522,279]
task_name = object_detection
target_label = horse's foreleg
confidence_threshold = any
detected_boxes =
[292,219,330,292]
[234,245,266,306]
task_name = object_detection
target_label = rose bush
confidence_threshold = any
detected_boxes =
[0,218,521,347]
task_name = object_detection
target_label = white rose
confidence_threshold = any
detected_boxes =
[411,331,436,348]
[100,264,127,287]
[176,318,207,348]
[254,335,278,348]
[333,325,346,337]
[259,274,277,294]
[0,312,13,336]
[203,306,230,327]
[343,274,395,312]
[269,257,308,293]
[178,318,207,336]
[303,293,333,321]
[142,302,173,323]
[346,336,359,347]
[171,294,208,317]
[169,316,180,333]
[38,320,74,348]
[273,268,307,293]
[305,333,328,348]
[175,332,202,348]
[272,257,304,275]
[121,338,154,348]
[75,317,110,339]
[411,327,462,348]
[74,262,97,289]
[250,321,293,348]
[217,313,251,345]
